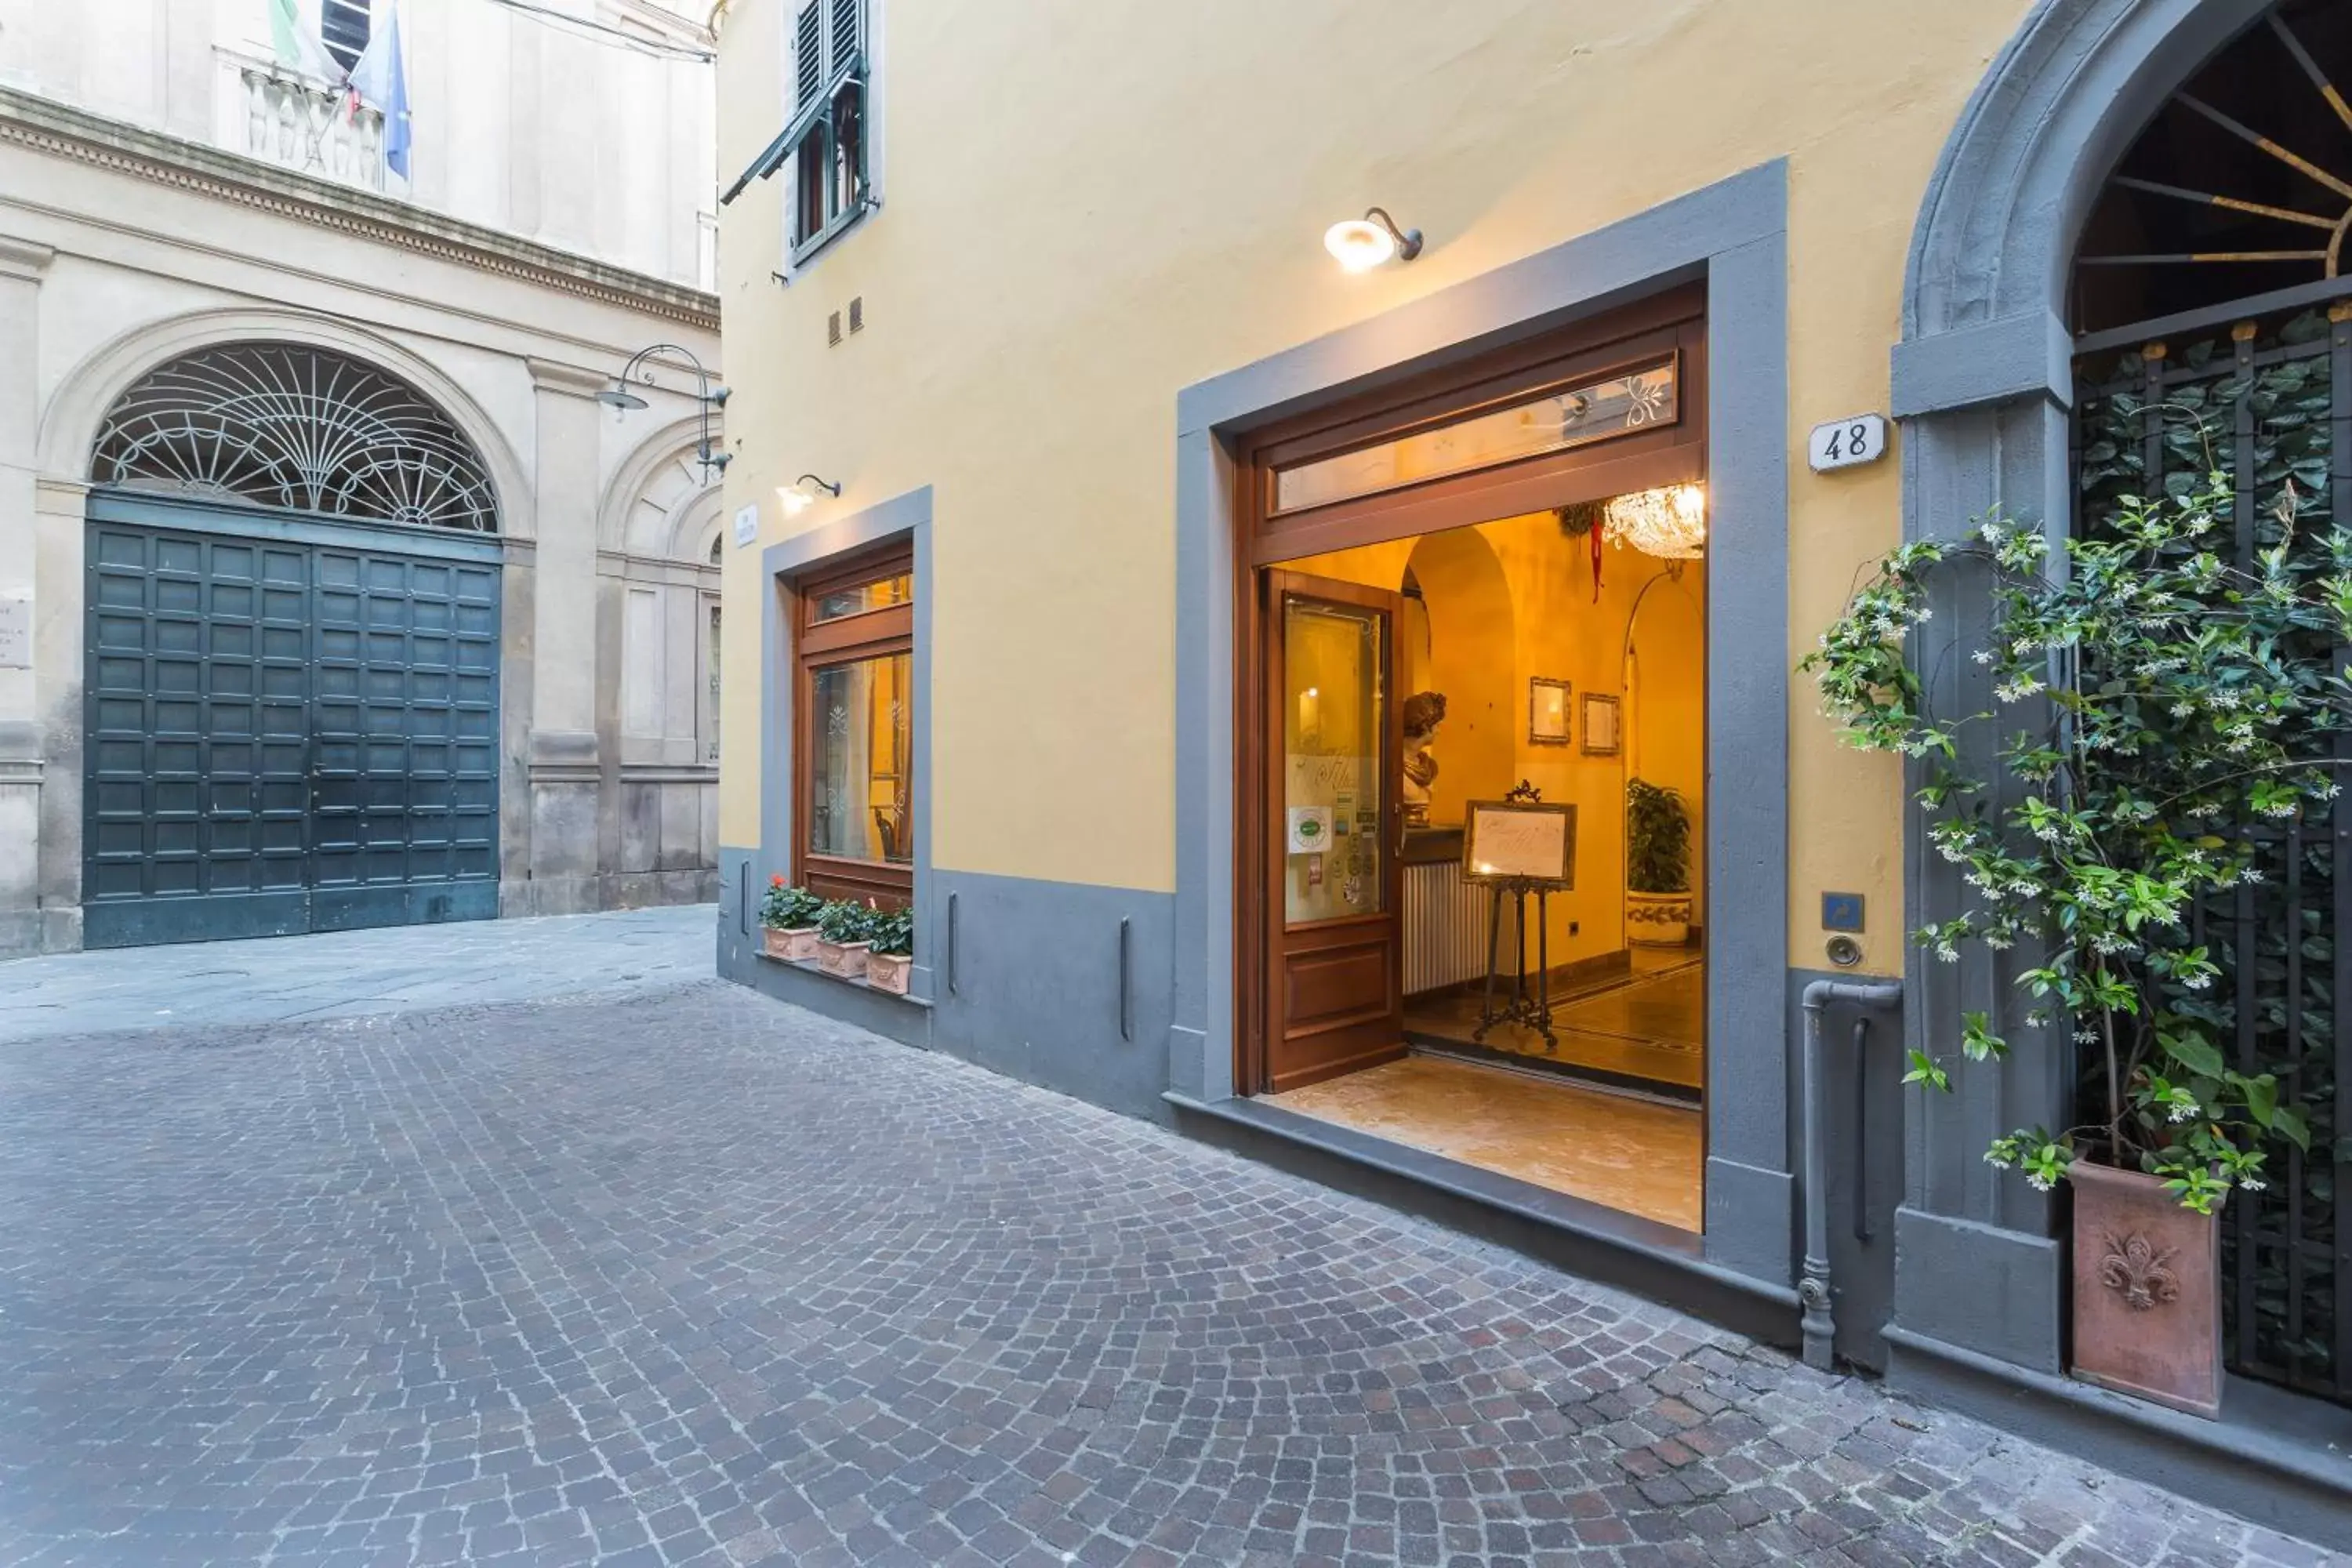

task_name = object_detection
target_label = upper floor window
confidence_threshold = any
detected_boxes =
[321,0,372,74]
[788,0,868,260]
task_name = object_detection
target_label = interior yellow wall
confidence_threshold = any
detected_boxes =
[715,0,2034,975]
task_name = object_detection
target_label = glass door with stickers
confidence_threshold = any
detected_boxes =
[1259,570,1405,1091]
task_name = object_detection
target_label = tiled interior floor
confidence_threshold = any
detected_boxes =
[1405,950,1704,1093]
[1272,1054,1703,1231]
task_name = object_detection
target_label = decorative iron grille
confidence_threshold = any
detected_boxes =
[2074,298,2351,1407]
[92,343,499,534]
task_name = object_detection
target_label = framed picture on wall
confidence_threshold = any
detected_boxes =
[1528,677,1571,745]
[1581,692,1621,756]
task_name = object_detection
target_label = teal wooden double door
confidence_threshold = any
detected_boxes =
[81,499,502,949]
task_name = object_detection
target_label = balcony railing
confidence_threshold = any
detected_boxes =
[238,64,387,192]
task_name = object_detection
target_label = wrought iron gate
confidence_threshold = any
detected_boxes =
[2074,296,2351,1406]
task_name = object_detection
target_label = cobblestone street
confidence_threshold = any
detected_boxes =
[0,916,2336,1566]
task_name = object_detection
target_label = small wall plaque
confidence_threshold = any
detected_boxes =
[0,595,27,669]
[1808,414,1889,472]
[1822,891,1865,932]
[731,503,759,548]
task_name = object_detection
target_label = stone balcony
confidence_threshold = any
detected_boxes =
[235,60,387,192]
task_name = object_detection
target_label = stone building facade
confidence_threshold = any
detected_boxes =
[0,0,725,953]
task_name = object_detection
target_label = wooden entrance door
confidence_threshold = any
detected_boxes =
[1260,570,1406,1092]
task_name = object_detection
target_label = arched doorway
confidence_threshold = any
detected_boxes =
[1898,0,2350,1411]
[82,342,504,946]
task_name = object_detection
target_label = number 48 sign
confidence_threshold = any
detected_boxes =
[1808,412,1889,472]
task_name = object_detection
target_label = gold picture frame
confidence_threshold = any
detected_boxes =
[1581,692,1621,756]
[1528,677,1571,745]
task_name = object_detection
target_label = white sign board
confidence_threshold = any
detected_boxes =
[1462,801,1577,885]
[732,503,760,548]
[0,596,27,670]
[1808,413,1889,472]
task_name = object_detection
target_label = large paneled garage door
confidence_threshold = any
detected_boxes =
[80,342,505,949]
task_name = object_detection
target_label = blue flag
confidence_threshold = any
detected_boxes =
[347,1,411,180]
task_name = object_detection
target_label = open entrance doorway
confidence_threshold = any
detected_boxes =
[1232,288,1710,1232]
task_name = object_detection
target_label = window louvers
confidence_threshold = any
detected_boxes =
[795,2,824,108]
[829,0,861,74]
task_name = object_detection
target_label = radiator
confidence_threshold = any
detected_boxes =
[1403,860,1515,996]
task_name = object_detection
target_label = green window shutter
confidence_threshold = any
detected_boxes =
[794,1,823,109]
[828,0,862,75]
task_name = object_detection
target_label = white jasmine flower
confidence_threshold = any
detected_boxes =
[2026,1173,2056,1193]
[2183,973,2213,990]
[2167,1101,2198,1123]
[1973,649,1994,666]
[2240,1175,2266,1192]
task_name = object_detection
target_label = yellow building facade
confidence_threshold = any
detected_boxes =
[710,0,2352,1515]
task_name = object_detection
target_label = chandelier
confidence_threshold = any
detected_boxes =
[1604,484,1707,560]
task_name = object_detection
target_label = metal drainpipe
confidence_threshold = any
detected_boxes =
[1798,978,1903,1372]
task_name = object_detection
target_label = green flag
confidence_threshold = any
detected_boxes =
[268,0,338,77]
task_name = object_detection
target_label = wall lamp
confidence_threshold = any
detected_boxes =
[600,343,731,481]
[779,474,842,517]
[1323,206,1422,272]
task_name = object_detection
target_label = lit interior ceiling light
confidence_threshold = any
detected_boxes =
[1323,207,1423,272]
[1604,484,1708,560]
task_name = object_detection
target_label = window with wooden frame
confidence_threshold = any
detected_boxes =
[786,0,869,261]
[791,542,913,907]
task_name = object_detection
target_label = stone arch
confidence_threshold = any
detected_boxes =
[38,307,532,529]
[1886,0,2279,1374]
[597,416,724,558]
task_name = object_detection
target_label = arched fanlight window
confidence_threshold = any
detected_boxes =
[90,343,499,534]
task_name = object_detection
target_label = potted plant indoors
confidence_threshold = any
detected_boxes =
[864,906,916,995]
[1624,778,1693,947]
[1802,469,2326,1416]
[815,898,876,981]
[759,877,826,962]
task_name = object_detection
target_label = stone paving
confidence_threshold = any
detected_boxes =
[0,933,2337,1566]
[0,905,714,1043]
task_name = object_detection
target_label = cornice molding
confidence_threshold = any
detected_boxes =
[0,84,720,332]
[528,359,615,398]
[0,234,56,282]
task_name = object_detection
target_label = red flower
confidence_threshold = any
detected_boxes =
[771,874,786,887]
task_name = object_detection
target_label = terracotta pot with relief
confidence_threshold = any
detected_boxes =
[865,950,912,995]
[763,926,818,961]
[2069,1160,2223,1417]
[817,939,870,981]
[1624,891,1692,948]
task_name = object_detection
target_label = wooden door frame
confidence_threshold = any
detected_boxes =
[1231,286,1708,1098]
[786,537,916,907]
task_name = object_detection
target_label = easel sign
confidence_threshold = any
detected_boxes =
[1461,800,1576,887]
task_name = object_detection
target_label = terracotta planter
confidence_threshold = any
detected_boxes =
[2070,1160,2223,1417]
[817,938,870,981]
[866,950,912,995]
[760,927,821,961]
[1625,890,1693,948]
[761,926,791,959]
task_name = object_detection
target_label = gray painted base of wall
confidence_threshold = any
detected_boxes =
[1892,1207,2063,1375]
[1886,1327,2352,1553]
[717,850,1177,1122]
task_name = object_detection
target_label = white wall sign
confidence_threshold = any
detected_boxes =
[0,596,27,669]
[731,503,759,548]
[1808,413,1889,472]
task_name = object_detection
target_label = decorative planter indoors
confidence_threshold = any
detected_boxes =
[817,938,871,981]
[1624,890,1692,948]
[779,926,820,962]
[866,949,912,995]
[2069,1160,2223,1417]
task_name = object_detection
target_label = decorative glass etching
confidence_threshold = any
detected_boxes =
[93,343,499,534]
[1272,356,1679,516]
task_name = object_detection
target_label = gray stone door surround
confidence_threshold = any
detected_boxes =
[1173,162,1795,1289]
[1888,0,2276,1374]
